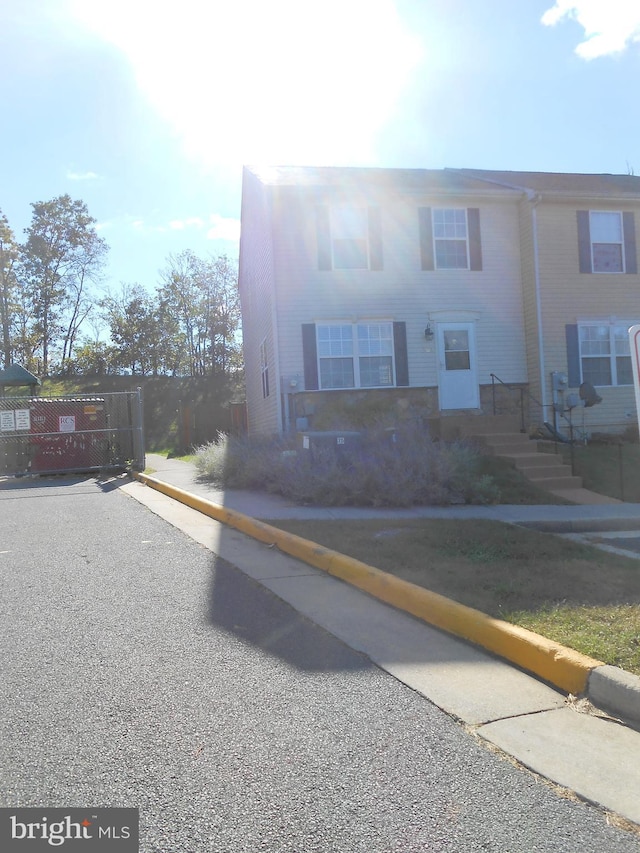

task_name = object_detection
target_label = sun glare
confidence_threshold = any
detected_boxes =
[70,0,421,169]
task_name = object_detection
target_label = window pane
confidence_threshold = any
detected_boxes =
[317,325,352,357]
[444,330,469,351]
[614,327,631,355]
[360,356,393,386]
[581,357,611,386]
[591,212,622,242]
[616,356,633,385]
[434,209,466,239]
[579,326,610,355]
[593,243,623,272]
[319,358,354,389]
[332,207,367,238]
[435,240,468,269]
[445,351,471,370]
[357,323,393,356]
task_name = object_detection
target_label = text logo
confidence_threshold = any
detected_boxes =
[0,808,138,851]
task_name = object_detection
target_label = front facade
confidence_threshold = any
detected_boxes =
[238,166,640,437]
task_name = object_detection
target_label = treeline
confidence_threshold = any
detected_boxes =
[0,196,241,379]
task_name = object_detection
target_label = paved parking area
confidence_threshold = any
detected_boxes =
[2,474,640,850]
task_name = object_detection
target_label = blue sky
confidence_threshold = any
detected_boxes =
[2,0,640,298]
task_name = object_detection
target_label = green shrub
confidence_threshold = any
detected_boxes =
[195,424,500,507]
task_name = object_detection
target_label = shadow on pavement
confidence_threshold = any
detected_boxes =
[0,471,131,496]
[206,552,372,673]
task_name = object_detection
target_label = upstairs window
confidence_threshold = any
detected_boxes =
[316,205,383,271]
[433,208,469,269]
[419,207,482,271]
[331,207,369,269]
[577,210,637,274]
[590,212,624,272]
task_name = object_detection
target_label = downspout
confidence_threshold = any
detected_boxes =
[265,187,284,434]
[529,192,548,423]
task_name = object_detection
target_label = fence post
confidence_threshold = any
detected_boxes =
[132,387,145,471]
[619,442,625,502]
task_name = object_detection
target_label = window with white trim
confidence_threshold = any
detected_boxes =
[590,212,624,273]
[259,338,270,398]
[579,324,633,386]
[331,206,369,269]
[317,322,394,389]
[433,208,469,269]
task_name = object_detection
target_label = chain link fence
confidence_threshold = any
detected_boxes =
[0,390,145,477]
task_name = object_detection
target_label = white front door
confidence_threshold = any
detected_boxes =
[437,322,479,410]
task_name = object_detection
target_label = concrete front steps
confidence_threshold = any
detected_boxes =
[472,431,583,492]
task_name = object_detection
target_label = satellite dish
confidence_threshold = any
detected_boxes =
[579,381,603,408]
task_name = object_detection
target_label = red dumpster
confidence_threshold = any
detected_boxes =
[28,398,108,474]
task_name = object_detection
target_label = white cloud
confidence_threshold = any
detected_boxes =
[169,217,205,231]
[70,0,421,168]
[542,1,640,59]
[206,214,240,242]
[66,169,100,180]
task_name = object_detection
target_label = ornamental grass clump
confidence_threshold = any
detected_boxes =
[195,423,500,507]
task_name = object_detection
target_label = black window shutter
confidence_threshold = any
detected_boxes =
[419,207,434,271]
[577,211,592,273]
[302,324,319,390]
[467,208,483,271]
[316,206,332,271]
[393,321,409,386]
[565,324,581,386]
[623,212,637,274]
[368,206,383,270]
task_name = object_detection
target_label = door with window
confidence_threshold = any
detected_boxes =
[437,322,479,410]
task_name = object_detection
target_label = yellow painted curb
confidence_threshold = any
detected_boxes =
[135,472,603,695]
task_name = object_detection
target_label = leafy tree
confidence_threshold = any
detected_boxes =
[103,284,169,376]
[158,251,241,378]
[69,339,117,375]
[205,253,242,377]
[0,210,19,369]
[21,195,107,375]
[158,251,208,376]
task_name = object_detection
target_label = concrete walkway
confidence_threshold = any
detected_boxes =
[124,454,640,829]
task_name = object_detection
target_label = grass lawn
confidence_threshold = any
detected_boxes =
[266,518,640,677]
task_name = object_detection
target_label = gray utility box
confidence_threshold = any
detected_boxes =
[297,430,362,457]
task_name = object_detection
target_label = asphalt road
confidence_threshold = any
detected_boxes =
[1,476,638,853]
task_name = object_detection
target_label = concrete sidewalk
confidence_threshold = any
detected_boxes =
[128,454,640,828]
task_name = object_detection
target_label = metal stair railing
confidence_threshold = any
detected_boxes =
[490,373,588,475]
[490,373,574,437]
[489,373,542,434]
